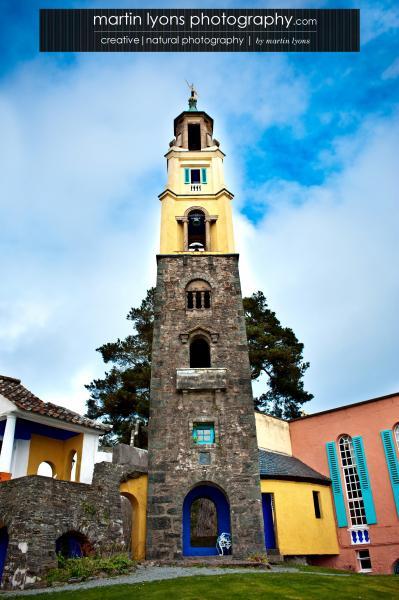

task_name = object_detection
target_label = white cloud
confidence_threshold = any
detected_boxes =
[382,57,399,80]
[238,114,399,411]
[0,52,309,415]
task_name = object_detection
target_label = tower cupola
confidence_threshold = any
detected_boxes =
[159,90,234,255]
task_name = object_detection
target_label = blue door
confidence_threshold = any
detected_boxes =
[183,484,231,556]
[0,527,9,583]
[262,493,277,550]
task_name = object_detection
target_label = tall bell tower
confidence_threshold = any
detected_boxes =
[146,89,265,560]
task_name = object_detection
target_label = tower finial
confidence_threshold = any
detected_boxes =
[185,80,198,111]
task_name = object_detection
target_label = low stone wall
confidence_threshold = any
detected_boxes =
[0,460,146,590]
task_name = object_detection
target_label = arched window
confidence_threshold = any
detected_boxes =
[190,338,211,368]
[37,461,56,478]
[188,210,206,251]
[186,280,211,310]
[338,435,367,526]
[394,424,399,451]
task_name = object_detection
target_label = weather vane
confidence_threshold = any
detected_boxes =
[185,80,198,111]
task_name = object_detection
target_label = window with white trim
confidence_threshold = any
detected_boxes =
[394,423,399,451]
[356,549,372,573]
[338,435,367,526]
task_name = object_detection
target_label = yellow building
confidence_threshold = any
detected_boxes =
[256,412,339,558]
[0,375,109,484]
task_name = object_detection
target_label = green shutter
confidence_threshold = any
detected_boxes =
[381,430,399,517]
[352,436,377,524]
[184,168,190,184]
[201,168,207,184]
[326,441,348,527]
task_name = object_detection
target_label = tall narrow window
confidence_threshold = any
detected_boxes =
[186,280,211,310]
[190,338,211,368]
[313,491,322,519]
[339,435,367,526]
[188,124,201,150]
[394,424,399,451]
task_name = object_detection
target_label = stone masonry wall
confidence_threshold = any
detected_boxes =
[0,462,145,590]
[146,254,265,559]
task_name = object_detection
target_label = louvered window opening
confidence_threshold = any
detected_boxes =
[339,435,367,526]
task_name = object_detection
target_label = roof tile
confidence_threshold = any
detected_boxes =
[0,375,110,432]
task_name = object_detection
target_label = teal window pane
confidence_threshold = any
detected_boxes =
[193,423,215,445]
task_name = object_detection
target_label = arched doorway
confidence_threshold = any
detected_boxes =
[0,526,9,583]
[120,494,134,554]
[56,531,93,559]
[182,484,231,556]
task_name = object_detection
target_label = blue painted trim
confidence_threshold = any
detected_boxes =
[381,430,399,518]
[182,484,231,556]
[13,418,79,441]
[262,494,276,550]
[0,527,9,583]
[352,436,377,525]
[184,168,190,184]
[326,441,348,527]
[201,168,207,184]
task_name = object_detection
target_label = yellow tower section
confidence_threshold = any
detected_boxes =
[159,92,235,254]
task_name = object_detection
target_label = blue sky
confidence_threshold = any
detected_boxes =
[0,0,398,415]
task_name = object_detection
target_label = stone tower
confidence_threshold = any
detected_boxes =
[146,91,265,560]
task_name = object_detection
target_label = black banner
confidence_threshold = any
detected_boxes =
[40,9,360,53]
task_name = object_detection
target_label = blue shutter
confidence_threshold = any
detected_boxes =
[380,430,399,517]
[326,441,348,527]
[184,168,190,184]
[210,425,215,443]
[201,168,207,184]
[352,436,377,524]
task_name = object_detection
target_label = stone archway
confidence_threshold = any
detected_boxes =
[182,483,231,556]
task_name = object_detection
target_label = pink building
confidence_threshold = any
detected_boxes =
[290,392,399,574]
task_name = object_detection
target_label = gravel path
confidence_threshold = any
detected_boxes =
[0,565,300,597]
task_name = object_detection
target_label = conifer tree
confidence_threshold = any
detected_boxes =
[243,291,313,419]
[85,288,312,442]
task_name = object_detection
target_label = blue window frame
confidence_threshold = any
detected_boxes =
[193,423,215,445]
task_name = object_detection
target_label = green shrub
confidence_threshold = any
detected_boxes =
[46,553,135,584]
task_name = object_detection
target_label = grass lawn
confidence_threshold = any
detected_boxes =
[29,572,399,600]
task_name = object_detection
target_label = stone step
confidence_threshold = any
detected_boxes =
[153,557,271,569]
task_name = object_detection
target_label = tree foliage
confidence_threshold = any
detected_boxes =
[244,291,313,418]
[85,288,154,444]
[86,288,312,442]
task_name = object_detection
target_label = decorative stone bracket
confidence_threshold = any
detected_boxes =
[179,326,219,344]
